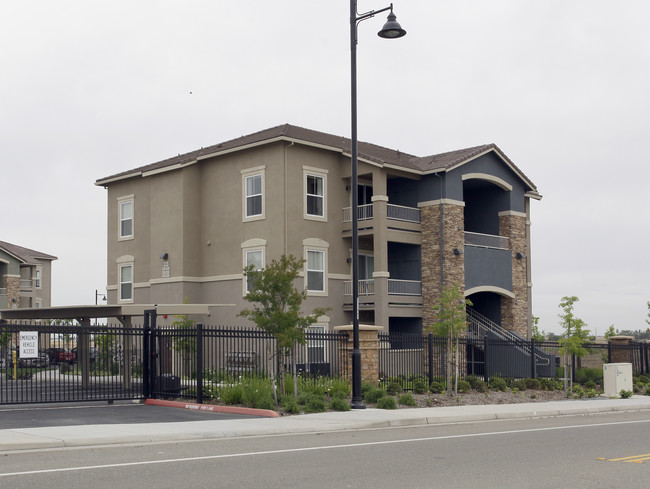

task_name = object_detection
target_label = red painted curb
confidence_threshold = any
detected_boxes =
[145,398,280,418]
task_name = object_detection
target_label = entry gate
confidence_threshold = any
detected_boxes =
[0,321,148,405]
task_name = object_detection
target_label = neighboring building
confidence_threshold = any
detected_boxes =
[0,241,57,309]
[96,124,541,338]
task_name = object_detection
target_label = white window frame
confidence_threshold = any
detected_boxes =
[118,263,134,303]
[118,195,134,240]
[303,166,327,221]
[242,239,266,296]
[242,167,265,222]
[303,238,329,296]
[34,268,42,289]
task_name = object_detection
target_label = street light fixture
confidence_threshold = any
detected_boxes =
[349,1,406,409]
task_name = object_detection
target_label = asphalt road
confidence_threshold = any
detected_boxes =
[0,401,258,429]
[1,410,649,488]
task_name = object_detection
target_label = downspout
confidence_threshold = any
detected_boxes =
[284,142,294,256]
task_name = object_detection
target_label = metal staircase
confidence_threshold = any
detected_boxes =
[466,307,550,366]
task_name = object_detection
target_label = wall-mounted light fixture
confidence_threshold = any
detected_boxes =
[160,252,169,260]
[453,248,463,256]
[515,252,525,260]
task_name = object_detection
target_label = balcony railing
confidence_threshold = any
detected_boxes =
[464,231,509,250]
[20,279,33,290]
[344,279,422,296]
[387,279,422,296]
[343,203,420,223]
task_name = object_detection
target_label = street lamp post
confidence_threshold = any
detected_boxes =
[349,1,406,409]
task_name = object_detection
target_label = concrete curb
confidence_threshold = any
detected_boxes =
[144,398,280,418]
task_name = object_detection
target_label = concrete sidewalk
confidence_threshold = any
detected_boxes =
[2,396,650,452]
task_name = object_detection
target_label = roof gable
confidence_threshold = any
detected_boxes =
[0,241,57,264]
[95,124,538,193]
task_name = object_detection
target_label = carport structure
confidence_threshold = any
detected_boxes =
[0,304,228,398]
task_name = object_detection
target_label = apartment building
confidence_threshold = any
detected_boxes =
[0,241,57,309]
[96,124,541,337]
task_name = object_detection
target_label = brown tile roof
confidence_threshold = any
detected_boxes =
[0,241,57,263]
[95,123,537,191]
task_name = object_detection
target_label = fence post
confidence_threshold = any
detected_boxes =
[607,342,612,364]
[142,311,151,398]
[428,334,434,386]
[196,323,203,404]
[530,338,537,379]
[483,337,489,384]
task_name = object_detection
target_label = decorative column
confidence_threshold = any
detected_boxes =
[335,324,382,383]
[499,211,528,337]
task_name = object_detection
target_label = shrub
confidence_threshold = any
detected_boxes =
[398,393,417,406]
[620,389,633,399]
[457,380,471,393]
[376,396,397,409]
[584,380,597,391]
[474,380,488,393]
[282,396,301,414]
[644,386,650,396]
[363,387,387,404]
[413,378,429,394]
[586,388,597,398]
[386,381,403,396]
[524,378,541,390]
[488,377,507,392]
[326,378,351,399]
[572,385,585,399]
[575,368,603,385]
[329,397,351,411]
[429,381,445,394]
[465,375,482,390]
[304,395,327,413]
[639,375,650,384]
[221,384,245,405]
[512,379,527,391]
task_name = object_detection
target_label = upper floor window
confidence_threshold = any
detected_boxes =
[35,269,41,288]
[306,250,325,292]
[242,167,265,221]
[119,264,133,302]
[118,196,134,240]
[245,249,264,293]
[304,167,327,221]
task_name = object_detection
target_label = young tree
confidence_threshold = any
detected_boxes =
[426,283,472,397]
[239,254,328,400]
[531,316,546,342]
[603,325,617,339]
[172,297,197,378]
[557,296,590,392]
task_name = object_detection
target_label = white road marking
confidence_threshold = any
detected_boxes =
[2,418,649,478]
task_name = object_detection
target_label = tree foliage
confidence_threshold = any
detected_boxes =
[238,254,328,397]
[557,296,590,391]
[172,297,197,377]
[426,283,472,396]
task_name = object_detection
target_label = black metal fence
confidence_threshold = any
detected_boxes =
[379,333,650,389]
[0,320,348,405]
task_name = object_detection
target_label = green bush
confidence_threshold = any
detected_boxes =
[474,380,488,393]
[645,386,650,396]
[413,378,429,394]
[221,384,245,405]
[364,387,387,404]
[488,377,507,392]
[457,380,471,393]
[512,379,527,391]
[329,397,351,411]
[525,378,541,390]
[465,375,482,390]
[572,385,585,399]
[575,368,603,385]
[304,395,327,413]
[397,393,417,406]
[376,396,397,409]
[429,380,445,394]
[620,389,633,399]
[638,375,650,384]
[386,381,403,396]
[281,396,301,414]
[584,380,597,391]
[586,388,597,398]
[326,378,351,399]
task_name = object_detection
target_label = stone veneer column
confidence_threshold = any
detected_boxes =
[334,325,382,383]
[499,212,528,337]
[4,276,20,308]
[420,202,465,330]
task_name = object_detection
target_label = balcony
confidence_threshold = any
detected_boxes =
[344,279,421,297]
[20,279,33,291]
[465,231,509,250]
[343,203,420,224]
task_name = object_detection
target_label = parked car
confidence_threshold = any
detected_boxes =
[45,347,76,365]
[71,347,99,363]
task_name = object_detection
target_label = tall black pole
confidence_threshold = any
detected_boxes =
[350,0,365,409]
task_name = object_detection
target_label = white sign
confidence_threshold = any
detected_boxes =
[20,331,39,358]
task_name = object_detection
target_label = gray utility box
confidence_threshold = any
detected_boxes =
[603,363,633,398]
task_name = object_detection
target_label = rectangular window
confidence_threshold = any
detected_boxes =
[306,174,324,217]
[245,174,263,218]
[245,249,263,292]
[119,264,133,301]
[35,269,41,288]
[307,250,324,292]
[307,325,326,363]
[120,200,133,238]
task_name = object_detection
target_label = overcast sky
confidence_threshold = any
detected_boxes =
[2,1,648,335]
